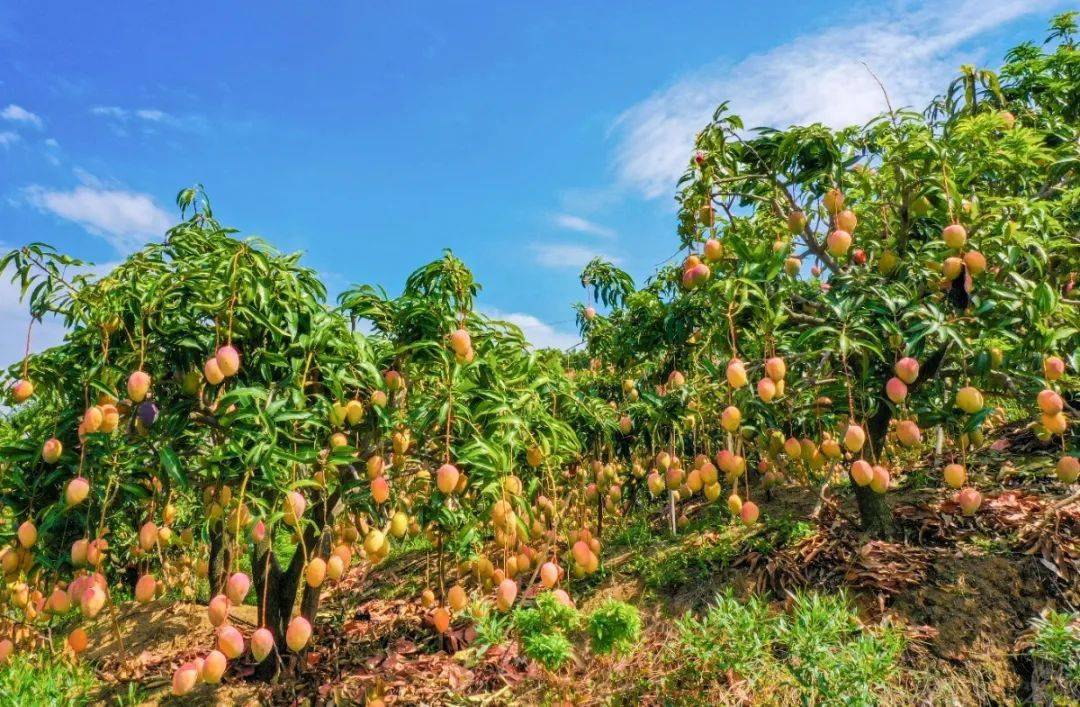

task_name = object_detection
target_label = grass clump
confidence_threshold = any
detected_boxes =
[0,650,99,706]
[670,589,905,704]
[1029,610,1080,688]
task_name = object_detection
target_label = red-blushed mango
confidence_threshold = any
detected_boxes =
[757,377,777,402]
[371,476,390,504]
[896,419,922,447]
[1042,412,1068,435]
[10,379,33,403]
[895,357,919,384]
[540,562,560,588]
[216,345,241,377]
[127,370,151,402]
[448,328,472,358]
[17,521,36,549]
[286,616,312,651]
[172,662,199,696]
[885,377,908,404]
[836,209,857,233]
[70,538,88,567]
[667,370,685,388]
[823,188,844,214]
[67,627,88,654]
[65,477,90,507]
[496,578,518,611]
[138,521,158,552]
[765,357,786,382]
[227,573,250,605]
[957,487,982,516]
[704,238,722,261]
[83,405,103,433]
[726,358,748,388]
[283,491,306,527]
[787,209,807,233]
[1044,356,1065,381]
[447,584,467,611]
[955,386,984,414]
[436,463,460,494]
[135,574,156,604]
[48,587,71,614]
[826,230,852,257]
[80,585,106,618]
[963,251,986,276]
[942,223,967,249]
[727,494,742,516]
[384,370,404,391]
[784,437,802,459]
[843,424,866,452]
[740,501,759,525]
[326,554,345,582]
[870,466,890,494]
[1056,456,1079,483]
[306,558,327,588]
[584,306,596,321]
[200,649,227,684]
[251,627,275,663]
[204,357,225,385]
[943,464,967,489]
[1037,389,1064,415]
[208,594,230,627]
[42,438,62,464]
[345,399,364,425]
[850,460,873,487]
[217,625,245,659]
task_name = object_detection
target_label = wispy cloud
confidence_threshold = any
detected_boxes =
[24,178,174,254]
[612,0,1061,198]
[0,131,19,148]
[553,213,616,239]
[89,105,206,132]
[1,104,43,129]
[531,243,620,269]
[483,308,579,350]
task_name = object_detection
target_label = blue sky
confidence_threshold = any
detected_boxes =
[0,1,1069,363]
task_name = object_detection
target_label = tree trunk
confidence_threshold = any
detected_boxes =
[853,344,950,537]
[850,481,893,536]
[207,520,231,597]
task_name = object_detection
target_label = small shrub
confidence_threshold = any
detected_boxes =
[587,599,641,655]
[780,591,905,703]
[468,603,510,650]
[674,590,776,683]
[1030,610,1080,685]
[521,630,575,670]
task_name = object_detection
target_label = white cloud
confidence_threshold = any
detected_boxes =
[89,105,204,132]
[531,243,621,269]
[1,104,43,129]
[612,0,1062,198]
[90,105,128,118]
[135,109,166,121]
[483,309,579,350]
[553,213,616,239]
[0,131,19,147]
[25,184,174,253]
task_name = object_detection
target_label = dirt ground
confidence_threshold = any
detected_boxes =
[83,448,1078,706]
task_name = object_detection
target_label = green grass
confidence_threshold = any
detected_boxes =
[1029,610,1080,686]
[0,650,99,707]
[670,589,906,704]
